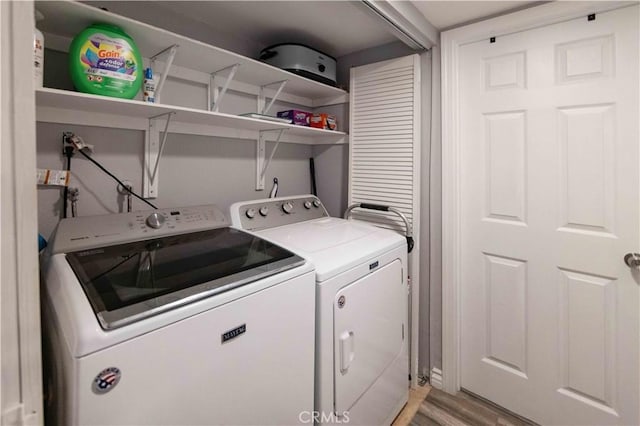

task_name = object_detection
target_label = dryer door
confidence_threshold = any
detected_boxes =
[333,259,405,414]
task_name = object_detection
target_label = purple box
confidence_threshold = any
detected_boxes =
[277,109,311,126]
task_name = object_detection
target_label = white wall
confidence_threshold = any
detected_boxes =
[336,41,415,88]
[37,121,314,238]
[312,103,349,217]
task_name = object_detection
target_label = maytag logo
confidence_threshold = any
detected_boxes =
[222,324,246,343]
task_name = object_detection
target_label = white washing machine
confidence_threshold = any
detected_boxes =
[41,205,315,425]
[230,195,409,425]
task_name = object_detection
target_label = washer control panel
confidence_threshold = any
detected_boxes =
[231,195,329,231]
[51,205,229,254]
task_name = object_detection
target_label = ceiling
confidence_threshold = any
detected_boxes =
[157,1,400,58]
[151,1,541,57]
[412,1,543,31]
[89,1,542,59]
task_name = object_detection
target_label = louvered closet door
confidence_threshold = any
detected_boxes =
[349,54,421,235]
[349,54,421,381]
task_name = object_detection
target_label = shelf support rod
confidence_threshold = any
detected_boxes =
[150,44,179,103]
[256,129,286,190]
[261,129,285,178]
[260,80,288,115]
[145,112,175,197]
[210,63,240,112]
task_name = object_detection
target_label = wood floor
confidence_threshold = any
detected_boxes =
[392,384,432,426]
[392,385,536,426]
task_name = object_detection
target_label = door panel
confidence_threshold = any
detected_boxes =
[483,254,528,377]
[333,260,405,414]
[558,104,615,235]
[459,6,639,425]
[557,269,617,415]
[484,111,527,223]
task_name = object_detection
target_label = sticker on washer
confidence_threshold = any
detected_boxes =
[92,367,121,394]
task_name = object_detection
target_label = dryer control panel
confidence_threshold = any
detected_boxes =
[50,205,229,253]
[230,195,329,232]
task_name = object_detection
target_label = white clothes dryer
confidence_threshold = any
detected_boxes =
[230,195,409,425]
[41,205,315,425]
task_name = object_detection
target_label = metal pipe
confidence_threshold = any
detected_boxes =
[126,185,133,213]
[344,202,414,252]
[68,187,79,218]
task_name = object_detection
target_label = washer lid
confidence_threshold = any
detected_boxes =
[66,227,304,329]
[257,217,405,282]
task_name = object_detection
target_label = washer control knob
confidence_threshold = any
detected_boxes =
[259,206,269,217]
[282,202,294,214]
[146,212,165,229]
[313,200,321,208]
[303,201,312,209]
[245,208,256,219]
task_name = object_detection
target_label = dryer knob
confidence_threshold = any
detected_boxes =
[303,201,312,209]
[259,206,269,217]
[282,202,294,214]
[313,200,321,208]
[245,208,256,219]
[146,212,165,229]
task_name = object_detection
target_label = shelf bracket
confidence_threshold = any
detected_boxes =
[144,111,175,198]
[256,129,285,190]
[258,80,288,115]
[150,44,179,103]
[210,63,240,112]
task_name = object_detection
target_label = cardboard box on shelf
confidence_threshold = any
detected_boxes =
[310,113,337,131]
[277,110,312,126]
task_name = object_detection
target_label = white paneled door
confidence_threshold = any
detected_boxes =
[458,6,638,425]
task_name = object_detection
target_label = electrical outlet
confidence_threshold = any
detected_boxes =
[62,132,75,155]
[62,132,94,154]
